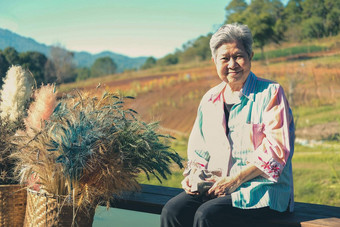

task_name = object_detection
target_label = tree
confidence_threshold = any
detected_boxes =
[277,0,303,41]
[224,0,285,58]
[76,67,91,81]
[284,0,303,24]
[301,16,325,39]
[179,47,198,63]
[324,0,340,36]
[192,35,212,61]
[301,0,327,20]
[225,0,248,23]
[45,45,76,84]
[179,35,212,63]
[90,57,116,78]
[44,59,57,83]
[157,53,178,66]
[0,52,9,85]
[19,51,47,87]
[247,13,277,57]
[226,0,248,14]
[141,57,156,70]
[3,47,20,65]
[300,0,327,39]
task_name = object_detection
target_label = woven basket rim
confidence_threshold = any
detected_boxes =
[27,188,71,199]
[26,188,87,203]
[0,184,27,196]
[0,184,24,187]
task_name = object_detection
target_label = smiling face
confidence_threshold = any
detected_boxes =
[213,41,253,91]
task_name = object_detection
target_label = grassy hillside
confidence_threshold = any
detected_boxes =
[59,38,340,206]
[61,53,340,139]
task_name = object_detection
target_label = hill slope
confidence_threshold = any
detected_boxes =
[59,46,340,140]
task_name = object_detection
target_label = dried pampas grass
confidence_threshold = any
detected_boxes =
[13,89,183,208]
[0,66,34,184]
[24,84,57,134]
[0,65,34,122]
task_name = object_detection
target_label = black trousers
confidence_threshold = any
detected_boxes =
[160,192,288,227]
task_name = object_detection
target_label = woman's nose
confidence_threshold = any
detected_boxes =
[228,58,237,68]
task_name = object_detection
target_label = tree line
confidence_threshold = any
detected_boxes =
[0,46,117,87]
[142,0,340,69]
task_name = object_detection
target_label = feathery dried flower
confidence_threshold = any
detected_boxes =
[25,84,57,134]
[0,65,34,122]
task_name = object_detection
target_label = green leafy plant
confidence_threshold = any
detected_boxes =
[13,89,183,208]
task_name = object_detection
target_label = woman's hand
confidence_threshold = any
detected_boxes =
[181,176,199,195]
[207,165,263,197]
[207,176,239,197]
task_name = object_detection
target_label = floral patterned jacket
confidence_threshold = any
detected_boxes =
[186,72,295,212]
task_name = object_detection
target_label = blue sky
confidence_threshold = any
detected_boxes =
[0,0,287,58]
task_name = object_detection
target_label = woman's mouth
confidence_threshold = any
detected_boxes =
[228,71,241,75]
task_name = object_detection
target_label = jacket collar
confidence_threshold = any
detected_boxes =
[211,72,256,104]
[241,71,256,102]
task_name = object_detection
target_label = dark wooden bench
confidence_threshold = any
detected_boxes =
[111,184,340,227]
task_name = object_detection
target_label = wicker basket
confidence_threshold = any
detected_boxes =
[24,189,95,227]
[0,184,27,227]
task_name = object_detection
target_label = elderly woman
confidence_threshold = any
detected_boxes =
[161,23,295,227]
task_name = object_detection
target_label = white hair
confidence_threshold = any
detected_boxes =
[210,23,253,60]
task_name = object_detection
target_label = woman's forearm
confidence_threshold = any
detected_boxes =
[235,164,262,188]
[208,164,263,196]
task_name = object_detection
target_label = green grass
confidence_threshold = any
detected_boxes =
[293,143,340,206]
[292,101,340,129]
[310,54,340,65]
[253,45,329,61]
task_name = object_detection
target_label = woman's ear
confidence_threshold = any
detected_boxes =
[211,57,215,64]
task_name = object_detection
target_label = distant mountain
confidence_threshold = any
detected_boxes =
[0,28,147,72]
[0,28,50,56]
[74,51,148,72]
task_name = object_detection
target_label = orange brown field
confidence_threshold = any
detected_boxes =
[62,49,340,140]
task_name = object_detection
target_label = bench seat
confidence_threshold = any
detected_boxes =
[111,184,340,226]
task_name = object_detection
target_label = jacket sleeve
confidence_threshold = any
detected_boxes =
[184,105,210,176]
[249,85,294,182]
